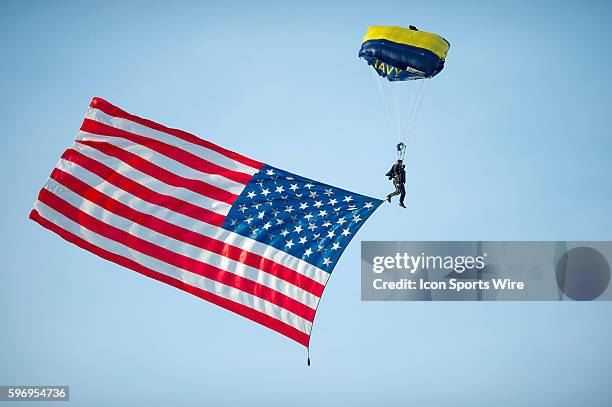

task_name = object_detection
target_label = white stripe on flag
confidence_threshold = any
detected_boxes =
[76,131,246,195]
[86,107,260,175]
[71,143,233,216]
[33,201,313,335]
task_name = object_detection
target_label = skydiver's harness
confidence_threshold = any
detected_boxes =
[386,162,405,186]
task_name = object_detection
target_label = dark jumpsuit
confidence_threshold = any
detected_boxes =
[386,163,406,204]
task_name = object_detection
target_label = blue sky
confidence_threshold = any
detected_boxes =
[1,0,612,406]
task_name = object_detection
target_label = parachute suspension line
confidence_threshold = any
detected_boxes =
[394,81,401,143]
[367,66,431,156]
[402,79,425,143]
[401,77,432,145]
[368,67,396,144]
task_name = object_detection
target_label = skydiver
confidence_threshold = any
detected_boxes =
[386,159,406,208]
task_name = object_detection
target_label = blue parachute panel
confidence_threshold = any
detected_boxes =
[359,39,444,81]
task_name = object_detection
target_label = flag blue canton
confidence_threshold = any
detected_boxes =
[222,164,382,273]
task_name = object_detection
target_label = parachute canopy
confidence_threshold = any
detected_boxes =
[359,26,450,81]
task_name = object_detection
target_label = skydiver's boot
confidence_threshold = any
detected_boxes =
[399,202,406,208]
[386,195,392,203]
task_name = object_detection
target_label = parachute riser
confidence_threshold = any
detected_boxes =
[396,142,407,160]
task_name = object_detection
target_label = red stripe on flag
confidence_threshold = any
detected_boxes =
[76,139,238,205]
[50,166,325,297]
[29,209,309,347]
[89,97,264,171]
[61,148,225,227]
[36,188,316,323]
[81,118,252,185]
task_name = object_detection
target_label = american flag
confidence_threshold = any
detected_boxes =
[29,97,382,348]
